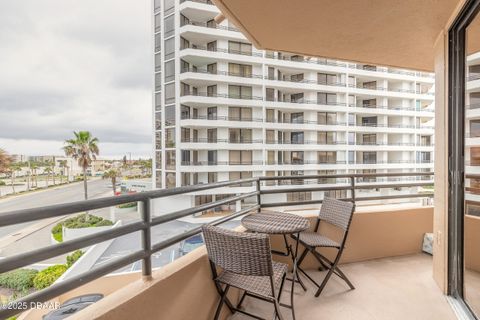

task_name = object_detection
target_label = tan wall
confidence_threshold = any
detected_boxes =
[68,247,241,320]
[465,215,480,272]
[65,207,432,320]
[20,269,141,320]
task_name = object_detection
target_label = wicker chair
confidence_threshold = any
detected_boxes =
[293,197,355,297]
[202,224,288,320]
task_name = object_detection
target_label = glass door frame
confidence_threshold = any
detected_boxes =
[448,0,480,317]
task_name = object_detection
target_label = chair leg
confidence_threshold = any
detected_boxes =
[313,250,355,290]
[314,264,336,297]
[277,273,286,302]
[296,247,309,267]
[316,254,330,271]
[214,285,230,320]
[333,266,355,290]
[237,290,248,309]
[213,281,235,313]
[312,249,346,297]
[273,299,285,320]
[290,269,296,320]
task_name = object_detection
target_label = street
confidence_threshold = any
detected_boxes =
[0,179,112,239]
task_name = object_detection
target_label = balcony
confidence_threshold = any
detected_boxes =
[0,172,441,320]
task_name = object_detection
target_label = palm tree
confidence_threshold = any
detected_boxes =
[103,169,121,195]
[49,161,56,185]
[8,164,21,194]
[0,149,12,197]
[63,131,99,200]
[44,167,52,187]
[58,160,68,184]
[30,162,39,188]
[140,159,152,176]
[25,162,31,191]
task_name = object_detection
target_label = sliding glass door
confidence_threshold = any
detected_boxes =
[449,0,480,317]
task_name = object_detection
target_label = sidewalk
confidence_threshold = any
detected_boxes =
[0,179,91,204]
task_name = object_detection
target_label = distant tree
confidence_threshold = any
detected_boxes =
[48,161,56,185]
[8,164,21,194]
[25,163,31,191]
[140,159,152,176]
[0,149,12,196]
[30,162,39,188]
[103,169,121,195]
[58,160,68,184]
[0,149,11,174]
[63,131,99,200]
[44,167,52,187]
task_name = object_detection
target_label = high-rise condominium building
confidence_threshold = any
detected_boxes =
[152,0,435,209]
[465,50,480,216]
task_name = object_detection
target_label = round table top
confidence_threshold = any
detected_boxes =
[241,210,310,234]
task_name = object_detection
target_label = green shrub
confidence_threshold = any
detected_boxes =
[33,265,67,290]
[66,250,84,268]
[6,316,17,320]
[0,269,38,291]
[117,202,137,209]
[51,223,63,242]
[95,220,114,227]
[0,180,6,186]
[51,214,113,242]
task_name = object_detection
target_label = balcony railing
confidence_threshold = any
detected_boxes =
[181,44,264,57]
[181,115,264,122]
[180,91,263,100]
[354,141,416,146]
[467,73,480,81]
[180,116,348,126]
[350,104,435,113]
[265,139,347,145]
[180,0,213,5]
[350,84,434,95]
[180,20,240,32]
[348,63,434,78]
[181,68,347,87]
[264,52,347,67]
[180,160,430,166]
[181,160,264,166]
[180,68,264,79]
[467,103,480,109]
[178,138,426,147]
[181,138,264,144]
[0,172,434,319]
[350,123,417,129]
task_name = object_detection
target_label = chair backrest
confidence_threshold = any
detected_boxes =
[318,197,355,231]
[202,224,273,276]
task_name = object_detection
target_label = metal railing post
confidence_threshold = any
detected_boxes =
[256,178,261,212]
[350,176,356,204]
[141,199,152,279]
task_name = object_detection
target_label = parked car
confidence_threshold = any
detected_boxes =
[43,294,104,320]
[179,234,204,256]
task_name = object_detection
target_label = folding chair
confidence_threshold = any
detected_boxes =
[202,224,288,320]
[293,197,355,297]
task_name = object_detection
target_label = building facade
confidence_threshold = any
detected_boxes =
[153,0,435,208]
[465,50,480,215]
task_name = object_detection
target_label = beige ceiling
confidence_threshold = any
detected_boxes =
[467,13,480,55]
[213,0,462,72]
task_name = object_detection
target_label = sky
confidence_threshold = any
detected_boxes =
[0,1,153,159]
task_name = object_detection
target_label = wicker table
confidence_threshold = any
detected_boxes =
[241,211,310,320]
